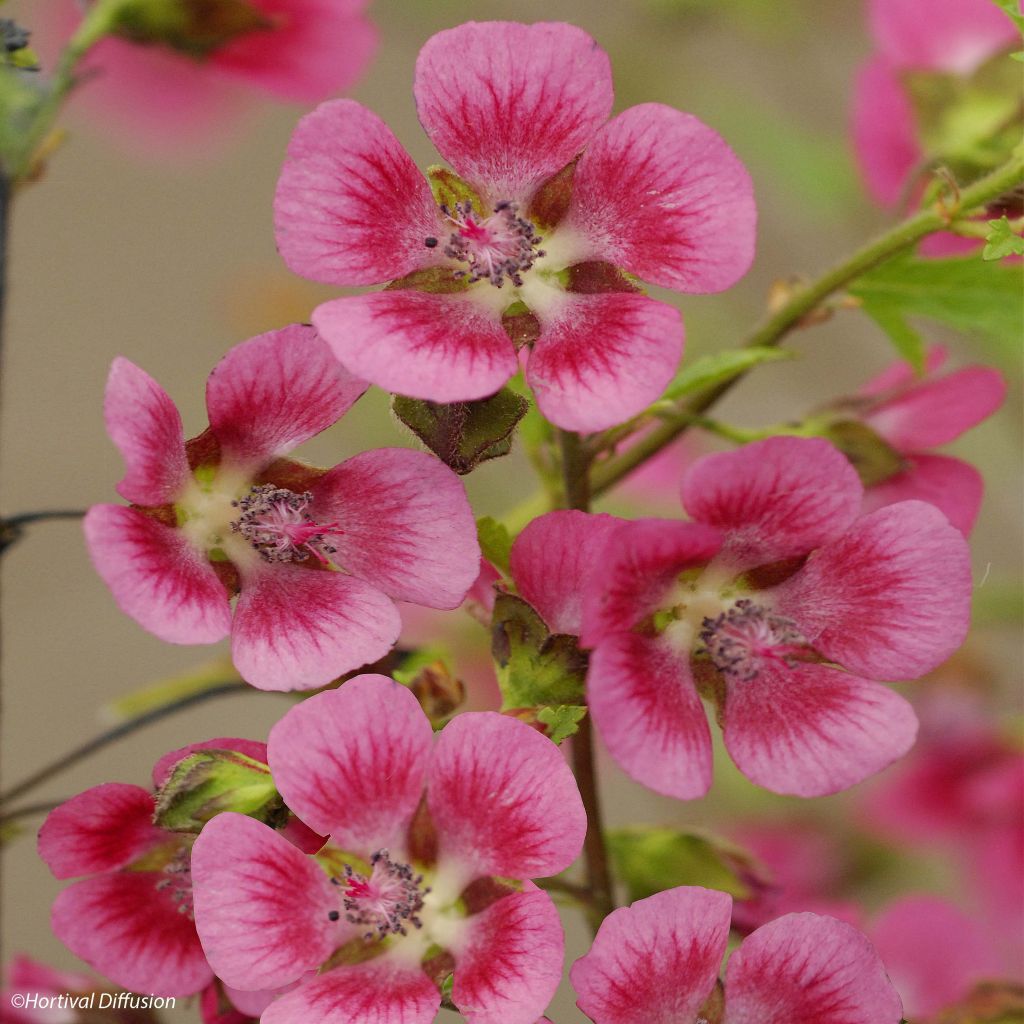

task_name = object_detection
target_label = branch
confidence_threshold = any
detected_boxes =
[0,507,87,553]
[591,150,1024,496]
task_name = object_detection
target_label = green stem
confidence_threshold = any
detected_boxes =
[557,430,615,931]
[591,150,1024,497]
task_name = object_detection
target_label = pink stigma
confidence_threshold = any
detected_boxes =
[437,200,544,288]
[700,599,808,682]
[230,484,340,565]
[333,849,428,940]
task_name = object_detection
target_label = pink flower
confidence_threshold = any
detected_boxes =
[853,345,1006,534]
[190,674,587,1024]
[37,738,272,997]
[1,956,100,1023]
[39,0,377,155]
[569,886,903,1024]
[580,435,972,799]
[274,21,756,432]
[83,325,480,692]
[852,0,1019,251]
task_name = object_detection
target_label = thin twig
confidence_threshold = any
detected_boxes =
[0,797,64,826]
[0,507,87,552]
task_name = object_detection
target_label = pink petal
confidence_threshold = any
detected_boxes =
[919,230,985,258]
[566,103,756,292]
[428,712,586,879]
[863,366,1007,451]
[413,22,613,200]
[104,358,189,506]
[723,913,904,1024]
[860,345,949,396]
[588,634,713,800]
[274,99,441,286]
[260,958,440,1024]
[267,675,433,848]
[231,563,400,691]
[681,437,864,570]
[571,886,731,1024]
[722,661,918,797]
[452,884,564,1024]
[7,955,96,996]
[313,291,518,403]
[862,453,984,536]
[774,501,972,681]
[51,873,212,997]
[191,814,341,991]
[526,294,684,431]
[580,520,722,646]
[310,448,479,609]
[213,0,377,102]
[851,58,921,209]
[869,0,1018,73]
[869,897,1001,1018]
[38,784,164,879]
[510,511,623,635]
[83,505,232,645]
[152,738,269,788]
[206,324,366,470]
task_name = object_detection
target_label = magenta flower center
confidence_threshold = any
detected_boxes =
[335,849,429,940]
[230,484,340,565]
[700,599,807,682]
[154,846,194,919]
[434,200,545,288]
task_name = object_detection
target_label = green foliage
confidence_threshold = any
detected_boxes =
[991,0,1024,35]
[663,347,794,403]
[490,593,587,711]
[983,216,1024,260]
[857,297,927,374]
[535,705,587,744]
[607,825,765,903]
[153,749,282,833]
[426,165,483,213]
[476,516,513,574]
[392,388,529,475]
[849,254,1024,363]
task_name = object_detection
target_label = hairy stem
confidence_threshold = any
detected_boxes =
[558,429,614,931]
[591,150,1024,496]
[0,681,248,808]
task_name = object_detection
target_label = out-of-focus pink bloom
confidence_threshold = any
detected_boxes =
[1,956,100,1023]
[869,896,1007,1018]
[37,738,271,997]
[274,21,756,432]
[852,0,1019,250]
[191,675,585,1024]
[84,326,480,692]
[570,886,903,1024]
[39,1,377,155]
[849,345,1006,534]
[580,435,972,799]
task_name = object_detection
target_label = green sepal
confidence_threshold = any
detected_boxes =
[491,593,587,710]
[385,266,469,295]
[427,165,484,213]
[535,704,587,744]
[476,516,513,574]
[153,749,283,834]
[606,825,768,903]
[392,388,529,475]
[983,215,1024,261]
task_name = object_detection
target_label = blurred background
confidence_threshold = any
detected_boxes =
[1,0,1021,1020]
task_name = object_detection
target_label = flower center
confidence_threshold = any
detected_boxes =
[154,846,194,919]
[432,200,544,288]
[699,599,807,682]
[334,850,429,940]
[230,485,340,565]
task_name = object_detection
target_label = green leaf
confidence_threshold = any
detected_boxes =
[103,657,242,723]
[392,388,529,475]
[153,749,283,833]
[983,216,1024,260]
[426,165,483,214]
[490,593,587,709]
[663,347,794,403]
[607,826,767,903]
[858,298,927,373]
[849,254,1024,354]
[477,516,513,573]
[535,705,587,744]
[992,0,1024,35]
